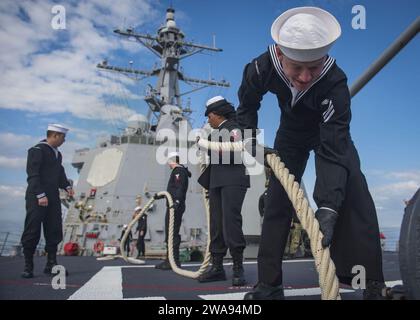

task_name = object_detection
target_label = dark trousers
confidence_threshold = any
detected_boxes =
[258,144,309,285]
[21,195,63,256]
[258,135,384,285]
[209,185,247,256]
[137,235,145,255]
[164,203,185,251]
[124,239,131,254]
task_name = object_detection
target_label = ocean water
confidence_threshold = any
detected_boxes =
[381,226,401,252]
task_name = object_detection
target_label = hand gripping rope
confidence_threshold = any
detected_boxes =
[164,146,213,277]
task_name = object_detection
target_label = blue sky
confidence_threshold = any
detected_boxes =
[0,0,419,230]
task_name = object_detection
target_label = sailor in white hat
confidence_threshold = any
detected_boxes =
[154,151,191,270]
[238,7,386,299]
[197,96,250,286]
[21,123,73,278]
[132,195,147,258]
[47,123,69,135]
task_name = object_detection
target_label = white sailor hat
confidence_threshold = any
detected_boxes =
[204,96,234,117]
[167,151,179,162]
[206,95,225,107]
[271,7,341,62]
[47,123,69,134]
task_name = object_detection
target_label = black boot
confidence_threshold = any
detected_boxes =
[363,280,387,300]
[43,252,69,276]
[155,242,181,270]
[155,258,172,270]
[21,254,34,279]
[244,283,285,300]
[198,254,226,283]
[43,252,59,275]
[232,253,246,286]
[173,243,181,268]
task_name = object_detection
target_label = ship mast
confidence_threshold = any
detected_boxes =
[97,8,229,123]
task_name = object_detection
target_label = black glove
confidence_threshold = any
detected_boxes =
[315,208,338,248]
[153,193,165,200]
[170,200,180,210]
[263,147,279,167]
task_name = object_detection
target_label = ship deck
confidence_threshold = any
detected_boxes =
[0,251,401,300]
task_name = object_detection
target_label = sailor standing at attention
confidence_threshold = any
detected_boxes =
[197,96,250,286]
[237,7,386,299]
[21,124,74,278]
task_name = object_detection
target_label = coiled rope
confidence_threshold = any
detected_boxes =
[98,184,213,278]
[96,196,156,264]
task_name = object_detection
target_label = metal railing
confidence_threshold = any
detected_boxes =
[0,231,45,257]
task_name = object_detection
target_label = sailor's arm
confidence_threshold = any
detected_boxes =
[313,79,352,213]
[237,58,268,131]
[26,147,48,205]
[171,168,188,209]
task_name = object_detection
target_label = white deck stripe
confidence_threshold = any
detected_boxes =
[67,259,317,300]
[68,266,123,300]
[79,259,314,269]
[123,296,167,300]
[199,288,354,300]
[70,260,399,300]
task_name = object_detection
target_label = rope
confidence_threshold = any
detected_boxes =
[197,138,341,300]
[166,160,212,278]
[97,186,212,278]
[96,197,156,264]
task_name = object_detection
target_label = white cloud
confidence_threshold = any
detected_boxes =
[0,185,26,198]
[368,170,420,228]
[0,156,26,169]
[371,175,420,203]
[0,131,94,171]
[374,180,419,196]
[0,0,156,121]
[0,185,26,225]
[386,170,420,182]
[0,132,38,158]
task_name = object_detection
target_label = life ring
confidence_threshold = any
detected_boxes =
[93,241,104,253]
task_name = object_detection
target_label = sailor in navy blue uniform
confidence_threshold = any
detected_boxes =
[197,96,250,286]
[119,224,133,256]
[133,195,147,258]
[21,124,73,278]
[239,7,385,299]
[155,152,191,270]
